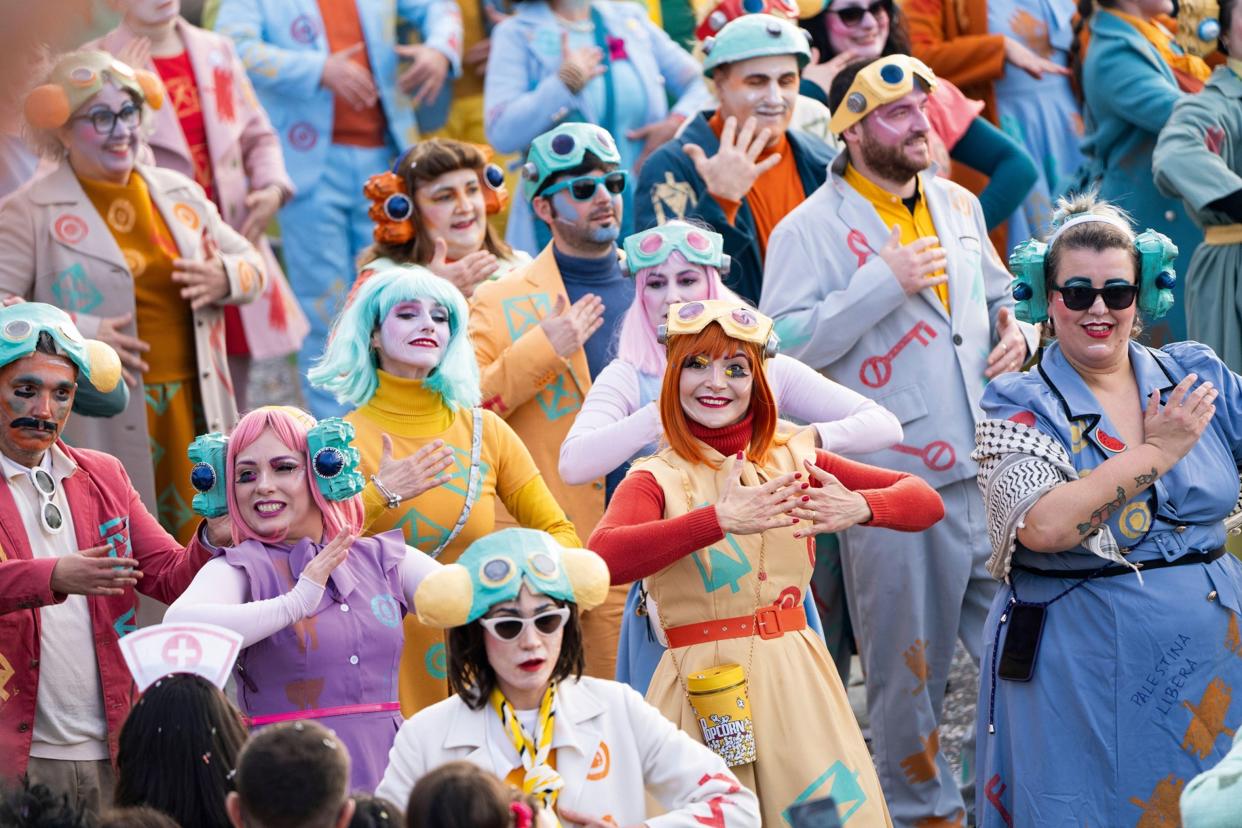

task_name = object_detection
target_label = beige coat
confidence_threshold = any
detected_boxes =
[0,162,265,512]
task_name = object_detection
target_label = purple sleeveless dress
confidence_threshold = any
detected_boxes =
[222,530,408,793]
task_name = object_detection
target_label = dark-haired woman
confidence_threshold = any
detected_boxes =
[375,529,760,827]
[799,0,1038,240]
[113,674,248,828]
[973,193,1242,825]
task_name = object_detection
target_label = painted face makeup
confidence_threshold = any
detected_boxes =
[715,54,800,140]
[857,87,932,181]
[641,253,712,327]
[414,168,487,261]
[546,165,623,246]
[1048,246,1138,369]
[233,427,324,542]
[481,585,565,709]
[62,83,141,185]
[0,353,76,468]
[825,0,890,58]
[375,298,451,380]
[678,351,754,429]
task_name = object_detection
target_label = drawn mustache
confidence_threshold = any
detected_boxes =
[11,417,58,433]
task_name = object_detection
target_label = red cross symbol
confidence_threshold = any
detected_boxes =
[162,634,203,669]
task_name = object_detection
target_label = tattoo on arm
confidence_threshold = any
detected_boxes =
[1134,468,1158,488]
[1076,486,1127,538]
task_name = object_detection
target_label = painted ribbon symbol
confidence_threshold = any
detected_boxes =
[846,229,871,267]
[891,440,955,472]
[859,321,938,388]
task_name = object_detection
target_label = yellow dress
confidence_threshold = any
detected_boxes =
[632,431,893,828]
[347,371,580,716]
[80,173,201,543]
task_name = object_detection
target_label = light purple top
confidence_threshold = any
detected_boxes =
[558,354,904,485]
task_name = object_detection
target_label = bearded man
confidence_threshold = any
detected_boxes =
[760,55,1037,828]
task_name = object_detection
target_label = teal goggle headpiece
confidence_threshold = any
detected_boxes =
[0,303,122,393]
[620,223,730,277]
[522,123,622,200]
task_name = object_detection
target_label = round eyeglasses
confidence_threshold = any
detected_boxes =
[72,101,143,137]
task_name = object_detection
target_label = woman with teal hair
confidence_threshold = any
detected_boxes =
[310,263,580,718]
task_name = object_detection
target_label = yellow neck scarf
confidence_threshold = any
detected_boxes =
[1103,8,1211,91]
[491,683,563,820]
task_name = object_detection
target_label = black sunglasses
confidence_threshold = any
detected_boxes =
[1052,284,1138,311]
[542,171,629,201]
[829,0,892,26]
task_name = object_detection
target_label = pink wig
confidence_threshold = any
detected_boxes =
[225,407,365,545]
[615,253,736,376]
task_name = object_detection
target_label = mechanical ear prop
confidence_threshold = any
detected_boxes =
[364,147,417,245]
[657,299,779,358]
[620,223,730,278]
[1175,0,1221,57]
[307,418,367,501]
[24,51,163,131]
[188,433,229,518]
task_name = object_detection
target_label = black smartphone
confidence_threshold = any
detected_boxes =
[998,603,1046,682]
[787,796,844,828]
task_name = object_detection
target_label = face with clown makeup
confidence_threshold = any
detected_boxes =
[532,165,624,257]
[845,85,932,186]
[0,352,77,468]
[414,168,488,261]
[58,82,142,185]
[679,349,754,429]
[1048,246,1139,374]
[371,298,451,380]
[481,584,566,709]
[640,252,713,328]
[233,427,324,542]
[713,54,801,144]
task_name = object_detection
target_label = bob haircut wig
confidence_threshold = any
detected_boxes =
[309,264,480,410]
[659,322,781,467]
[225,406,365,545]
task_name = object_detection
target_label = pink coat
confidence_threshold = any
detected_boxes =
[0,443,211,777]
[88,18,308,360]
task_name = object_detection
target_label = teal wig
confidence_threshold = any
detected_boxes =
[309,264,481,409]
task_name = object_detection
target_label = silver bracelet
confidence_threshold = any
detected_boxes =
[370,474,402,510]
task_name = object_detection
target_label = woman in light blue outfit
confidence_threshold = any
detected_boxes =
[973,194,1242,826]
[483,0,711,254]
[989,0,1084,252]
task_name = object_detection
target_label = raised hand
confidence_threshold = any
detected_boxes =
[802,47,858,94]
[50,543,142,597]
[116,36,152,71]
[714,453,802,536]
[95,312,150,386]
[539,293,605,358]
[301,531,355,587]
[1143,374,1217,467]
[682,116,781,204]
[985,307,1028,378]
[877,225,948,296]
[322,43,379,111]
[558,31,605,93]
[395,44,451,106]
[627,114,685,173]
[239,185,283,244]
[1003,36,1071,80]
[791,458,872,538]
[427,237,498,298]
[375,435,455,502]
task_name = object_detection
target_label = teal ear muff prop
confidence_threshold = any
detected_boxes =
[188,433,229,518]
[1008,226,1177,324]
[307,418,366,501]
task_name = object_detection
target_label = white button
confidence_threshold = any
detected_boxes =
[340,604,350,612]
[349,655,359,665]
[1165,210,1176,221]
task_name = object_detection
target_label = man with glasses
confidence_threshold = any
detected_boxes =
[468,122,632,679]
[761,56,1036,827]
[0,304,222,815]
[635,13,837,305]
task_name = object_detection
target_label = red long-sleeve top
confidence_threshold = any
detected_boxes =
[589,415,944,584]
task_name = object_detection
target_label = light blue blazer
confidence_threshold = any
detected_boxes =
[215,0,463,195]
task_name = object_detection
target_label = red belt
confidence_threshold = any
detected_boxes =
[665,603,806,649]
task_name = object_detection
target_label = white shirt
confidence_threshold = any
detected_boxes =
[1,447,109,760]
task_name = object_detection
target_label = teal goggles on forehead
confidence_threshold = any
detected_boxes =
[622,224,726,274]
[540,170,629,201]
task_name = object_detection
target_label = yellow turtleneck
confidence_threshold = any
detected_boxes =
[345,369,581,716]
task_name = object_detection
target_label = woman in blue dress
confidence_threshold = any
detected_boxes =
[973,192,1242,826]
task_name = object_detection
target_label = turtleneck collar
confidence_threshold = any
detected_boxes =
[362,369,456,435]
[687,409,754,457]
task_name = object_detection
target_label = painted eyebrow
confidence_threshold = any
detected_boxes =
[235,454,300,467]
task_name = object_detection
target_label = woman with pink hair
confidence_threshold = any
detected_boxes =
[166,406,441,793]
[558,221,905,692]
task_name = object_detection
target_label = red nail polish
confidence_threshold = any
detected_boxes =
[791,518,799,523]
[736,452,744,459]
[794,473,802,479]
[801,483,810,490]
[802,495,810,502]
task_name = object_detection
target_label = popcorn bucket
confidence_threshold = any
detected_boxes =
[687,664,756,767]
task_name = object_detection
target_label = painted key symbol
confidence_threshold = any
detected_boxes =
[985,774,1013,827]
[859,321,938,388]
[891,440,955,472]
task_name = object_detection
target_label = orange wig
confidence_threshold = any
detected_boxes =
[659,321,782,467]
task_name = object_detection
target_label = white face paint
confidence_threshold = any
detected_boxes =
[715,54,801,142]
[373,298,451,379]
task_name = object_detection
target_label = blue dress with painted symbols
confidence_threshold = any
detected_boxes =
[975,340,1242,827]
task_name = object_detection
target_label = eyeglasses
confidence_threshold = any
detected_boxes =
[478,607,571,641]
[72,102,142,136]
[1051,284,1138,311]
[829,0,892,26]
[28,468,64,535]
[541,171,629,201]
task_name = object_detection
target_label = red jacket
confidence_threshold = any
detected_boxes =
[0,442,210,778]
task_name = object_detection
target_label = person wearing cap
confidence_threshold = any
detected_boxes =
[558,221,903,692]
[482,0,711,255]
[87,0,310,414]
[760,55,1037,826]
[309,263,579,718]
[213,0,464,418]
[0,303,223,814]
[634,13,836,306]
[0,50,266,546]
[375,528,762,827]
[468,122,634,679]
[588,299,943,825]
